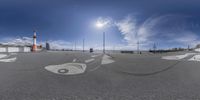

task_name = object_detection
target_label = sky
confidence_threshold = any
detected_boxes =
[0,0,200,50]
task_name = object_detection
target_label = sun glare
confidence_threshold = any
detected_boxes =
[96,21,104,28]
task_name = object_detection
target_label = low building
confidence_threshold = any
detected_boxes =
[0,44,31,53]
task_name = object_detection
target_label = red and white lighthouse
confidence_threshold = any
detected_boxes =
[32,31,37,52]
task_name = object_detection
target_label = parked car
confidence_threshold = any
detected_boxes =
[90,48,93,53]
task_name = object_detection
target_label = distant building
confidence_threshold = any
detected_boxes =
[46,42,50,50]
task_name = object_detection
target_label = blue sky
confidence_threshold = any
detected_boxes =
[0,0,200,50]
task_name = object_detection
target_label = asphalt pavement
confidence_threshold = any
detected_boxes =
[0,51,200,100]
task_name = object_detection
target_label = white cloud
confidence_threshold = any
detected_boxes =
[1,37,32,46]
[0,37,74,50]
[115,16,138,44]
[46,40,72,50]
[172,32,200,47]
[115,14,200,49]
[95,17,113,28]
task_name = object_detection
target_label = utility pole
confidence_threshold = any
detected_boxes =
[137,41,139,54]
[75,41,76,51]
[83,39,85,52]
[188,45,190,51]
[71,44,73,51]
[103,32,105,54]
[153,43,156,53]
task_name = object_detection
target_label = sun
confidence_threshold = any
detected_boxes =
[96,21,104,28]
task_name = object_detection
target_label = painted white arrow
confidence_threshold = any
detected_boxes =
[101,54,115,65]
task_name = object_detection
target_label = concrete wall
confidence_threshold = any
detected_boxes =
[24,47,31,52]
[0,47,6,52]
[0,46,31,53]
[8,47,19,52]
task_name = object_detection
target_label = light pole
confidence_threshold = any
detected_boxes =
[103,32,105,54]
[96,21,106,54]
[83,38,85,52]
[75,41,76,51]
[153,43,156,53]
[137,41,140,54]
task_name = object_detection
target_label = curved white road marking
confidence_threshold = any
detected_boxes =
[101,54,115,65]
[0,57,17,62]
[162,53,196,60]
[0,54,8,59]
[85,59,95,63]
[45,63,87,75]
[188,55,200,61]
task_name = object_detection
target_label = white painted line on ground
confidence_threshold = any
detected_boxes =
[188,55,200,61]
[73,58,77,62]
[10,53,17,55]
[101,54,115,65]
[91,54,100,58]
[0,54,8,59]
[45,63,87,75]
[85,59,95,63]
[162,53,196,60]
[0,57,17,62]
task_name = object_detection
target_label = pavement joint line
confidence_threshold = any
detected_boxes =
[112,60,182,76]
[86,57,103,72]
[87,65,101,72]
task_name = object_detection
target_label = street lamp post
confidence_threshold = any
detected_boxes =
[103,32,105,54]
[137,41,140,54]
[96,21,106,54]
[83,39,85,52]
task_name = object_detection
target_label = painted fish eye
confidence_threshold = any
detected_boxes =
[58,69,69,73]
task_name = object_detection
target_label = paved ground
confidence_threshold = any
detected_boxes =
[0,51,200,100]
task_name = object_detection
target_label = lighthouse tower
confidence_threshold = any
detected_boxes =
[32,31,37,52]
